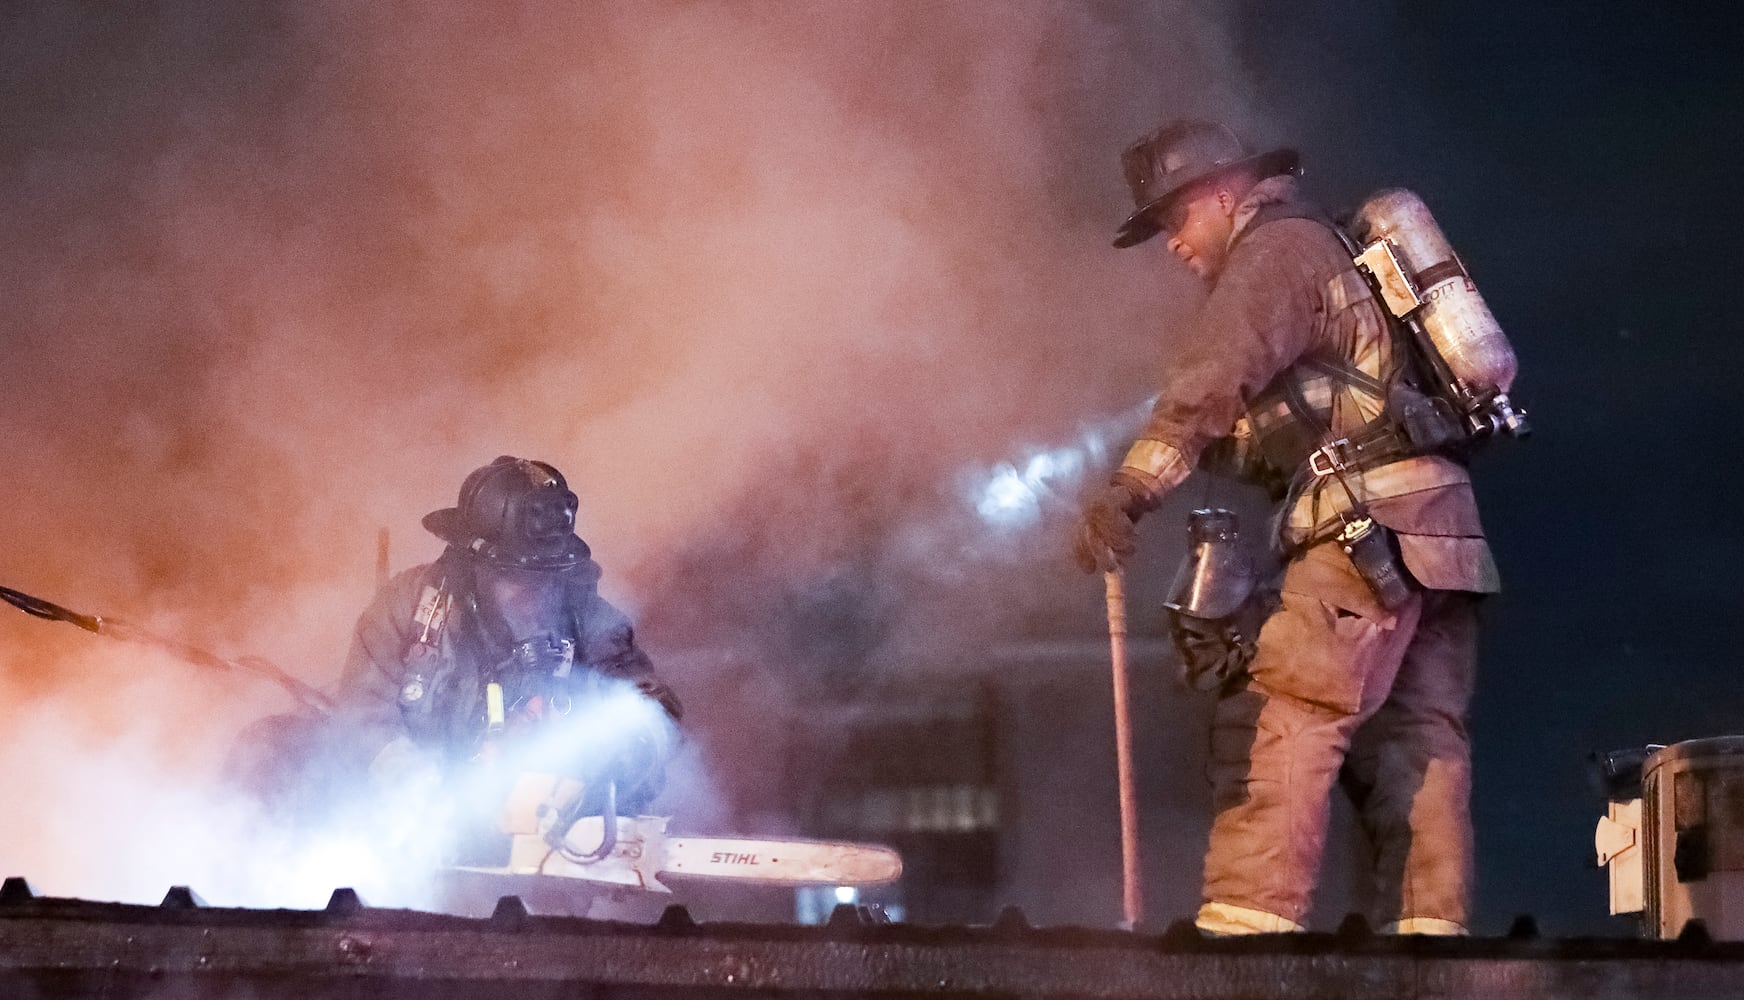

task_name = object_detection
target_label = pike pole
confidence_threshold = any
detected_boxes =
[1104,567,1143,930]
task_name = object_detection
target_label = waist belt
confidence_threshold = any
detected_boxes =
[1278,419,1420,553]
[1283,455,1475,543]
[1303,421,1416,480]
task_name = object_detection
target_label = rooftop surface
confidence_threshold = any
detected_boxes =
[3,877,1741,1000]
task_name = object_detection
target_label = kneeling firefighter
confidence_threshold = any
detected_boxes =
[1075,119,1518,935]
[330,456,683,864]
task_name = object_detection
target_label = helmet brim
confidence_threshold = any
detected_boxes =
[421,507,469,545]
[1113,147,1301,249]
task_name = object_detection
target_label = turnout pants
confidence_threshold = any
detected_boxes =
[1196,541,1480,935]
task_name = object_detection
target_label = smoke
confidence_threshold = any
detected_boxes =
[0,1,1272,912]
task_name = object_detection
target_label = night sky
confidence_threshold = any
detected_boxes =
[2,2,1741,934]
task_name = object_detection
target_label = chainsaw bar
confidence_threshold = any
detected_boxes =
[459,815,902,893]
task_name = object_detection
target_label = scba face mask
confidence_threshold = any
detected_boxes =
[478,565,573,650]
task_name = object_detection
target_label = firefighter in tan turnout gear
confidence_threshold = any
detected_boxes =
[1075,120,1503,936]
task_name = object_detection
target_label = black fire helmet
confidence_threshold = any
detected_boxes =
[422,456,587,570]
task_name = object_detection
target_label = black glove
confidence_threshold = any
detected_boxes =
[606,730,668,813]
[1073,478,1149,574]
[635,675,684,723]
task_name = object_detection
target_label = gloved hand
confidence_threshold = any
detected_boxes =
[1073,478,1149,574]
[635,675,684,723]
[549,728,667,818]
[604,730,668,814]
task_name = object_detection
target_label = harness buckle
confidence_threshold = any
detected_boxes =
[1309,439,1352,478]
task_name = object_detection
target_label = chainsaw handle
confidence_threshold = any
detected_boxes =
[552,779,618,864]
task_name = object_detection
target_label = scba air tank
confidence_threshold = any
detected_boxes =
[1352,190,1524,433]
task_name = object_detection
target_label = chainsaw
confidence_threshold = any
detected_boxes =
[454,772,902,893]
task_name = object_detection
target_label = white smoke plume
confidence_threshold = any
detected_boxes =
[0,1,1278,914]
